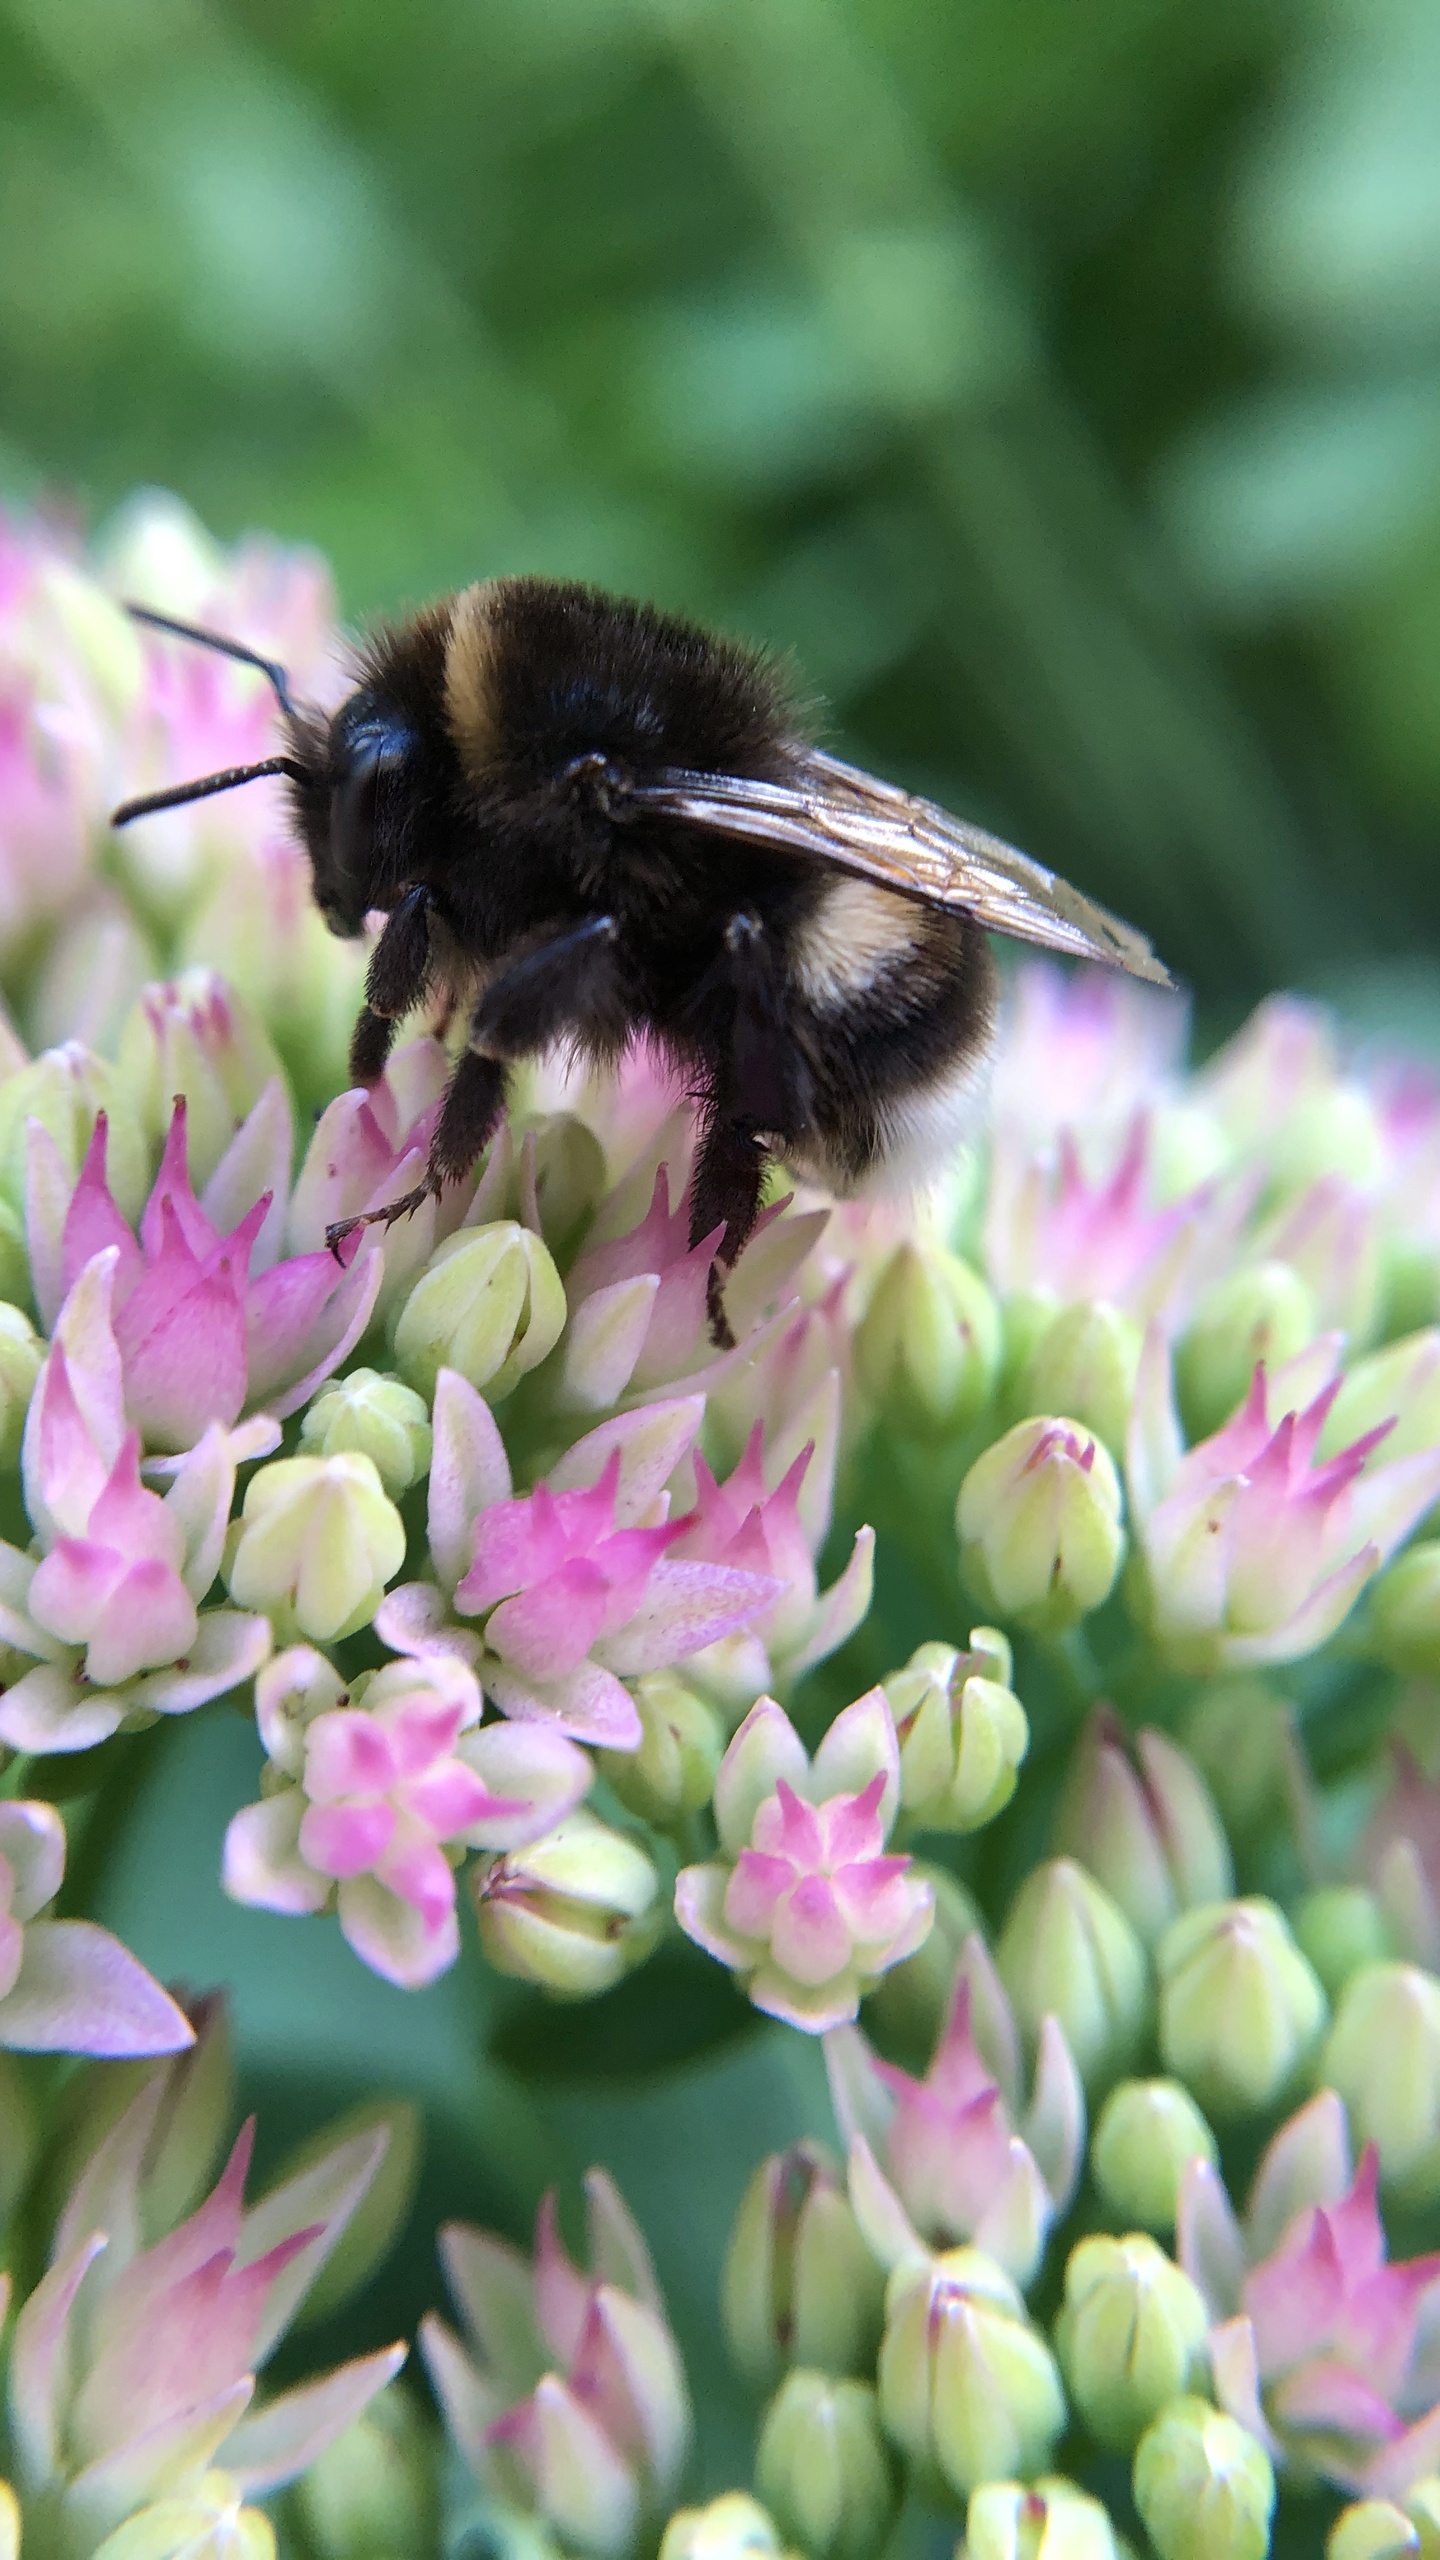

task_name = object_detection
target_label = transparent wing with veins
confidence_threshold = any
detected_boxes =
[632,745,1173,987]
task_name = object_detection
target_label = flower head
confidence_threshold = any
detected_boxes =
[223,1645,591,1986]
[675,1690,933,2030]
[0,1799,191,2057]
[421,2169,690,2560]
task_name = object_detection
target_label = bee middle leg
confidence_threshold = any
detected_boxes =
[690,911,813,1347]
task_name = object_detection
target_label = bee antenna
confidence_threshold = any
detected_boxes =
[110,756,309,829]
[122,601,299,722]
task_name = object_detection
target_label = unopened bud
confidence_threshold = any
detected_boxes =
[393,1222,566,1400]
[996,1859,1149,2094]
[878,2247,1066,2502]
[1132,2397,1275,2560]
[855,1242,1000,1438]
[223,1452,406,1643]
[755,2371,896,2560]
[1016,1300,1141,1459]
[0,1302,42,1469]
[293,2384,440,2560]
[1320,1330,1440,1466]
[528,1112,609,1256]
[1090,2081,1217,2237]
[965,2475,1119,2560]
[1321,1961,1440,2202]
[1327,2501,1423,2560]
[1179,1679,1296,1846]
[886,1633,1028,1836]
[723,2142,884,2390]
[957,1419,1124,1634]
[1369,1544,1440,1680]
[599,1672,725,1828]
[1054,1711,1232,1946]
[1055,2235,1208,2453]
[299,1369,432,1497]
[473,1811,660,1998]
[180,860,367,1119]
[660,2495,791,2560]
[1157,1898,1326,2121]
[1292,1887,1394,1997]
[115,968,285,1188]
[0,1039,147,1222]
[1175,1261,1317,1443]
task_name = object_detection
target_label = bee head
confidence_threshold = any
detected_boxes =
[292,687,420,939]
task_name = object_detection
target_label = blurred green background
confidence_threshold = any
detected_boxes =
[5,0,1440,1025]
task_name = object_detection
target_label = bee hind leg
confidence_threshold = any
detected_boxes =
[689,1112,770,1350]
[325,1051,508,1259]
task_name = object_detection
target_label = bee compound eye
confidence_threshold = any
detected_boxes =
[329,729,412,907]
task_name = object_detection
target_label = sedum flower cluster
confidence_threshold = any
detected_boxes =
[2,496,1440,2557]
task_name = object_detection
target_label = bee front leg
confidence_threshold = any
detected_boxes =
[348,883,435,1084]
[326,1051,509,1257]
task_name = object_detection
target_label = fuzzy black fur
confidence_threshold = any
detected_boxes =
[276,575,994,1332]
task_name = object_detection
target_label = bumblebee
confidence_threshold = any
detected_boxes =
[113,578,1170,1338]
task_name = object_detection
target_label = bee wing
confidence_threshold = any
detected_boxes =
[632,746,1173,987]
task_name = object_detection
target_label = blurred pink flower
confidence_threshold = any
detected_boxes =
[989,961,1191,1169]
[676,1690,933,2031]
[421,2167,690,2560]
[1181,2096,1440,2498]
[984,1117,1235,1328]
[28,1096,380,1449]
[0,1798,192,2057]
[1127,1333,1440,1669]
[11,2065,404,2552]
[378,1374,781,1748]
[224,1645,592,1987]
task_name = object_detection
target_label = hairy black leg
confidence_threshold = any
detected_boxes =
[348,886,434,1085]
[690,1112,768,1348]
[469,914,619,1058]
[689,913,814,1345]
[326,1052,508,1258]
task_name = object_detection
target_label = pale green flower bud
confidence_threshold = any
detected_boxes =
[179,868,367,1120]
[0,1302,42,1469]
[755,2371,896,2560]
[1175,1261,1317,1442]
[996,1859,1149,2094]
[957,1419,1125,1634]
[1055,2234,1209,2453]
[1327,2501,1423,2560]
[292,2384,440,2560]
[660,2494,791,2560]
[1016,1300,1142,1459]
[999,1290,1060,1405]
[224,1452,406,1644]
[1091,2081,1218,2237]
[1321,1331,1440,1466]
[854,1241,1000,1437]
[1292,1887,1394,1998]
[1054,1713,1232,1946]
[965,2475,1118,2560]
[1180,1681,1295,1846]
[1157,1898,1327,2122]
[878,2247,1066,2503]
[393,1222,566,1400]
[865,1863,985,2053]
[473,1810,660,1998]
[599,1672,725,1828]
[0,1040,148,1223]
[1322,1961,1440,2202]
[886,1634,1028,1836]
[723,2142,885,2390]
[1132,2397,1275,2560]
[1369,1543,1440,1679]
[528,1112,609,1256]
[299,1369,433,1497]
[114,968,286,1189]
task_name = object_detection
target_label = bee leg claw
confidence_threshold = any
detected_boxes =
[325,1176,441,1261]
